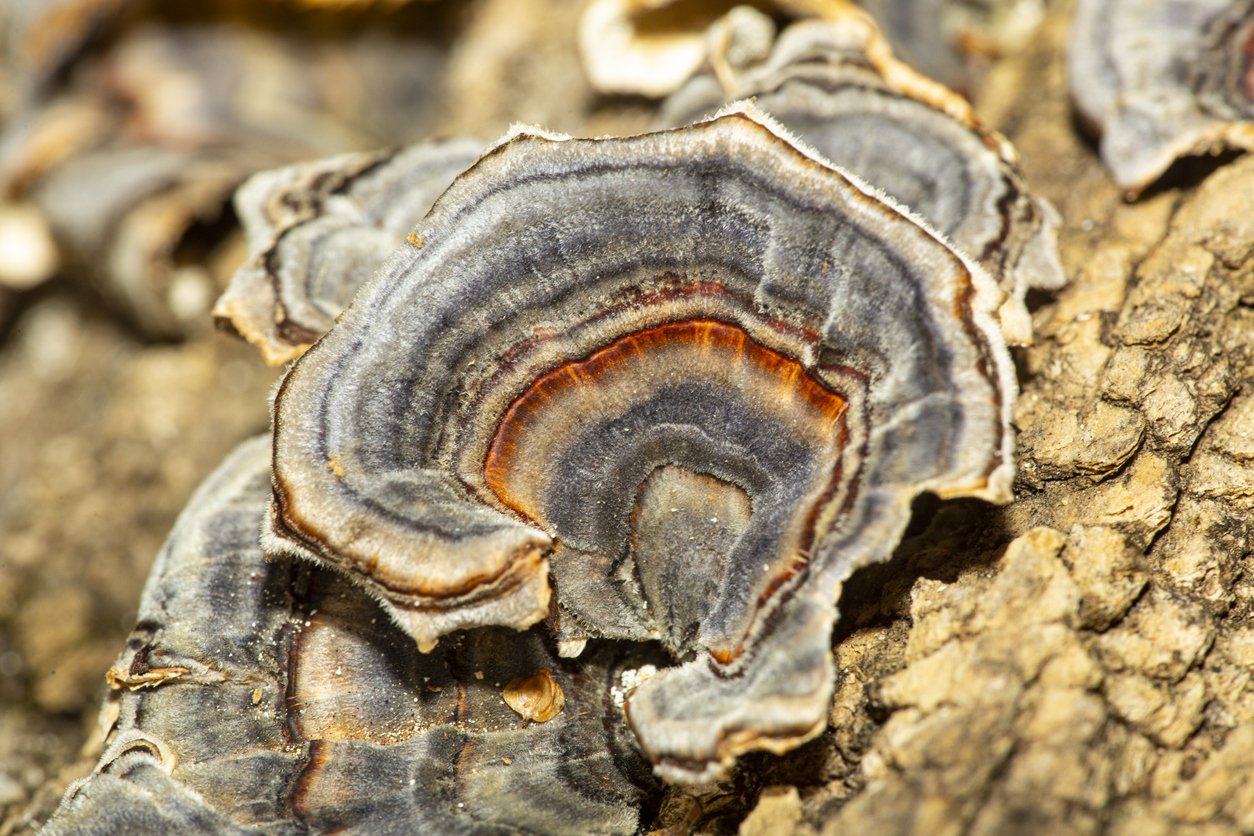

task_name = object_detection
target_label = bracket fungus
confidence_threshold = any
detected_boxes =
[263,104,1016,782]
[1068,0,1254,195]
[47,437,660,835]
[214,138,483,365]
[659,11,1065,345]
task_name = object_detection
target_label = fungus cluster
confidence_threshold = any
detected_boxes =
[50,8,1070,833]
[260,105,1017,783]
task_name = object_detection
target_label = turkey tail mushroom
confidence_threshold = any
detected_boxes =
[264,104,1016,782]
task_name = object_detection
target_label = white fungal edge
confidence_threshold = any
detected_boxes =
[716,99,1017,504]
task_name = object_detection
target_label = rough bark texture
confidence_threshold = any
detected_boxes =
[1,0,1251,833]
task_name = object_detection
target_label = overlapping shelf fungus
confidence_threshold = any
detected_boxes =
[263,105,1017,782]
[658,10,1064,345]
[214,138,484,365]
[46,438,661,835]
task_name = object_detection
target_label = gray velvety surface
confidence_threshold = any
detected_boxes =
[266,106,1016,782]
[658,14,1064,345]
[45,436,659,834]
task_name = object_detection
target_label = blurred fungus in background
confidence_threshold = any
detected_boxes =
[0,0,456,337]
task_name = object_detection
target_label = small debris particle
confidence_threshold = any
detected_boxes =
[502,757,513,765]
[474,670,484,680]
[502,669,565,722]
[251,687,263,705]
[326,455,346,478]
[106,666,191,691]
[611,664,658,708]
